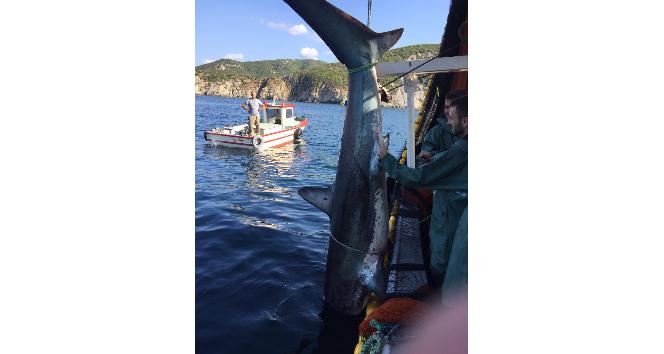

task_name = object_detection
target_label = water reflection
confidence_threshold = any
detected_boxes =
[200,141,318,234]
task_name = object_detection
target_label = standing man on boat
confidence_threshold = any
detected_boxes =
[378,95,468,289]
[241,91,265,135]
[418,89,466,163]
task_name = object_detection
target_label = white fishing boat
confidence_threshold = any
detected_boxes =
[204,102,309,150]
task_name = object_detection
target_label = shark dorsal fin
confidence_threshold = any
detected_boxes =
[298,186,332,216]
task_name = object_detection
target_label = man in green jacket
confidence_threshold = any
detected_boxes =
[379,95,468,287]
[418,89,467,163]
[442,206,467,303]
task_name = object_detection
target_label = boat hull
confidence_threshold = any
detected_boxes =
[204,119,308,150]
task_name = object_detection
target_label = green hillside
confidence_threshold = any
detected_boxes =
[299,62,347,87]
[378,44,439,88]
[196,58,327,82]
[196,44,439,87]
[380,44,439,62]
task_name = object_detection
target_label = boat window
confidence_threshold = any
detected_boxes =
[266,109,279,119]
[285,108,293,118]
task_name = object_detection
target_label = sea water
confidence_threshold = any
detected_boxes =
[196,95,410,354]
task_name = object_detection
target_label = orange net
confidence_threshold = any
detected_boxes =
[358,298,430,338]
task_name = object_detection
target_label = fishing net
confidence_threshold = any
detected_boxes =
[359,320,397,354]
[358,298,429,338]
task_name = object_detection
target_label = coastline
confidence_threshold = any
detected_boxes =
[194,77,427,109]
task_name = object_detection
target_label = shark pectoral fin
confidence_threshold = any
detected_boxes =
[366,260,387,301]
[298,186,332,215]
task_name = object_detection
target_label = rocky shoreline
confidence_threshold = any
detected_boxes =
[195,75,427,109]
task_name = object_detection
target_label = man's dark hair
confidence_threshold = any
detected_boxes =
[450,95,468,118]
[445,89,467,101]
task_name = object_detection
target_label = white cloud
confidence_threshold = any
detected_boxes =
[288,24,308,36]
[223,53,244,61]
[300,47,319,60]
[204,59,214,64]
[264,21,308,36]
[267,21,288,30]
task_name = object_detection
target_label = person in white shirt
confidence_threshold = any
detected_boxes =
[241,91,265,135]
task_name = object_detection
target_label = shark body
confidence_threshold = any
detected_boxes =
[285,0,403,315]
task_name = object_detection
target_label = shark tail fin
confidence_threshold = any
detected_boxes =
[283,0,403,67]
[298,186,332,216]
[373,28,404,60]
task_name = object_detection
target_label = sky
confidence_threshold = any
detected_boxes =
[196,0,451,65]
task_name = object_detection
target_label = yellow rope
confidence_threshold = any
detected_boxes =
[348,62,377,74]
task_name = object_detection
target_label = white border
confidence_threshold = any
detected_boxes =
[1,1,194,353]
[472,0,664,353]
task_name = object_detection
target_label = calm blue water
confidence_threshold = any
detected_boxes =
[196,95,409,354]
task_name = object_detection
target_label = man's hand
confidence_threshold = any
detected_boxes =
[418,150,433,162]
[379,145,387,159]
[375,130,387,159]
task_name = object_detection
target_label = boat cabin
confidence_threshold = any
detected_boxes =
[262,102,298,129]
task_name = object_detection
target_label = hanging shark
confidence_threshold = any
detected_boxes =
[284,0,403,315]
